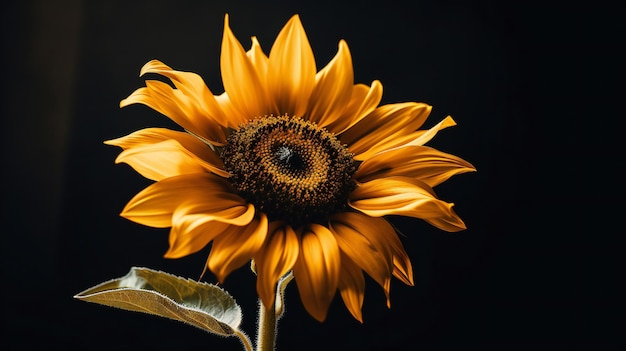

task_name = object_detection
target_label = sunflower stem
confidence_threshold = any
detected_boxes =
[256,298,277,351]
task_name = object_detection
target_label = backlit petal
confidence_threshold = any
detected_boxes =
[341,102,431,160]
[329,213,393,291]
[221,14,269,121]
[214,92,242,128]
[349,176,467,232]
[207,213,268,283]
[247,36,269,84]
[267,15,316,117]
[356,145,476,186]
[121,173,242,228]
[293,224,340,322]
[120,81,227,146]
[307,40,353,128]
[328,80,383,135]
[105,128,229,180]
[139,60,229,127]
[254,221,299,308]
[165,220,230,259]
[337,253,365,323]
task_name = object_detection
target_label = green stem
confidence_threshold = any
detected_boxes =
[256,298,277,351]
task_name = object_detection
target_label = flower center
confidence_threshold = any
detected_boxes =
[222,115,356,227]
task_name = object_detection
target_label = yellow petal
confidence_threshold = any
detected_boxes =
[105,128,229,180]
[328,80,383,135]
[267,15,316,117]
[164,199,254,259]
[307,40,353,128]
[121,173,243,228]
[247,36,269,84]
[293,224,340,322]
[120,81,227,146]
[340,102,431,160]
[392,248,414,287]
[337,253,365,323]
[329,213,393,291]
[356,145,476,186]
[113,139,206,181]
[139,60,229,128]
[174,202,256,227]
[214,92,243,128]
[349,176,467,232]
[165,220,230,259]
[221,14,269,121]
[254,221,299,309]
[399,115,458,148]
[207,213,268,283]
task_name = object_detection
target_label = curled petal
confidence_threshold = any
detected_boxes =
[267,14,316,117]
[207,213,269,283]
[349,176,467,232]
[356,145,476,187]
[139,60,228,127]
[307,40,353,128]
[254,222,299,309]
[120,81,227,146]
[293,224,340,322]
[121,173,243,228]
[105,128,229,180]
[337,253,365,323]
[221,14,269,122]
[341,102,431,160]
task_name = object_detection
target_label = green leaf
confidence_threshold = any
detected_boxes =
[74,267,242,336]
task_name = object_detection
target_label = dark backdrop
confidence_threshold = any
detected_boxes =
[2,0,623,350]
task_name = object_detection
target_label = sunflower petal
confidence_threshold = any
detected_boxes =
[329,80,383,135]
[341,102,431,160]
[165,220,230,259]
[247,36,269,84]
[392,250,414,287]
[337,253,365,323]
[214,92,242,129]
[254,222,299,309]
[113,139,206,181]
[121,174,243,228]
[356,145,476,186]
[221,14,269,122]
[207,214,268,283]
[164,200,254,259]
[307,40,353,128]
[329,213,393,291]
[139,60,229,127]
[293,224,340,322]
[105,128,229,180]
[349,176,467,232]
[267,14,316,117]
[120,81,227,146]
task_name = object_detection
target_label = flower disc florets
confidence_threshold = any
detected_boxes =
[222,115,356,227]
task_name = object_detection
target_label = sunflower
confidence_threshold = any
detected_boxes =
[106,14,475,322]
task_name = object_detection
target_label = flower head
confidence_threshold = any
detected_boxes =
[106,14,475,322]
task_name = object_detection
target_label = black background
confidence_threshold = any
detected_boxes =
[2,0,624,350]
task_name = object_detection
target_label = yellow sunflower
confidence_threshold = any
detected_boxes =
[106,14,475,322]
